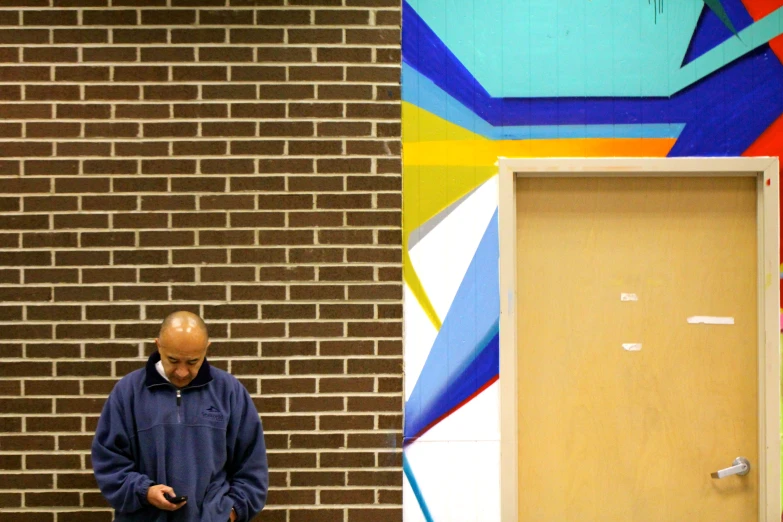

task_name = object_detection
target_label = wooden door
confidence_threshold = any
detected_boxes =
[515,176,758,521]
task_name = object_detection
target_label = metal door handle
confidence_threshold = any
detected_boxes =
[711,457,750,479]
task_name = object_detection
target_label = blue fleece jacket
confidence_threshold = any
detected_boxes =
[91,352,268,521]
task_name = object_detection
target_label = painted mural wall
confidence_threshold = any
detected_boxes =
[401,0,783,519]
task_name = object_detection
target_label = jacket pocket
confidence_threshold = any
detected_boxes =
[201,480,232,522]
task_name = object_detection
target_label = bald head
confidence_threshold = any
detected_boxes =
[158,311,208,340]
[155,311,210,388]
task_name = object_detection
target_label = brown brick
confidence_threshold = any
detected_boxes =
[25,380,79,395]
[200,195,254,210]
[199,46,253,63]
[56,142,111,157]
[54,286,109,302]
[55,65,109,82]
[288,28,341,44]
[171,285,226,301]
[56,104,110,119]
[290,510,343,522]
[0,399,52,414]
[0,122,21,138]
[0,47,19,62]
[171,28,226,44]
[116,104,171,119]
[139,230,194,247]
[0,11,19,25]
[201,266,255,282]
[0,30,49,44]
[114,65,168,82]
[202,121,256,137]
[82,195,137,211]
[83,9,137,25]
[83,47,137,62]
[289,211,343,228]
[289,283,344,300]
[23,10,78,26]
[290,471,345,486]
[26,122,81,139]
[290,65,342,81]
[173,66,228,82]
[289,140,341,156]
[23,47,78,63]
[321,489,375,505]
[320,451,375,468]
[317,47,372,64]
[25,268,79,284]
[144,85,199,101]
[201,158,254,174]
[0,103,50,119]
[256,9,311,25]
[141,9,196,25]
[289,103,343,118]
[200,9,254,24]
[261,341,316,357]
[202,84,257,100]
[229,140,285,156]
[0,85,20,101]
[113,28,167,43]
[173,249,228,265]
[170,177,226,193]
[230,284,285,301]
[199,230,254,246]
[84,85,139,100]
[231,65,286,82]
[0,141,51,158]
[173,103,228,118]
[227,103,283,119]
[51,30,107,46]
[0,473,53,489]
[141,47,195,62]
[375,48,400,64]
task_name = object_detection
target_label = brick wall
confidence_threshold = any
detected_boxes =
[0,1,402,520]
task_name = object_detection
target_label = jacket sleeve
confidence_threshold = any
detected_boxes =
[226,383,269,522]
[91,386,155,513]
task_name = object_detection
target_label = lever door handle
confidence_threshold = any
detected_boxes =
[711,457,750,479]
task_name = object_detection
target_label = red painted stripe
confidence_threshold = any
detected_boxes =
[405,374,499,446]
[740,0,783,63]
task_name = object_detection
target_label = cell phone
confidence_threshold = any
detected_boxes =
[164,493,188,504]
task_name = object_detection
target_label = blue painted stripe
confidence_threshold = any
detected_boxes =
[403,63,685,140]
[682,0,753,66]
[402,0,783,155]
[403,452,434,522]
[404,211,500,441]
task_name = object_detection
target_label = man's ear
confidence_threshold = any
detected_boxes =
[154,338,160,349]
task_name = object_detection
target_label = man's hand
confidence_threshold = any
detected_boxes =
[146,484,187,511]
[229,506,237,521]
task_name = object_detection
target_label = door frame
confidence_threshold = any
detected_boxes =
[498,157,781,521]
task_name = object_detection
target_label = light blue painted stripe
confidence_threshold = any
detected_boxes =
[673,6,783,94]
[403,452,435,522]
[402,63,685,140]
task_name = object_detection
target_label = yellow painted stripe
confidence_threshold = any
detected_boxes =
[403,138,677,166]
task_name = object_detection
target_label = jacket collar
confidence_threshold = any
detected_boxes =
[145,350,213,389]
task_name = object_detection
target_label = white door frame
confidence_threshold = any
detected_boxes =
[498,157,781,521]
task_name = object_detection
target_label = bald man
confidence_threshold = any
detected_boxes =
[91,311,268,522]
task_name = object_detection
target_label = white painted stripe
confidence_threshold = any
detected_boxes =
[687,316,735,325]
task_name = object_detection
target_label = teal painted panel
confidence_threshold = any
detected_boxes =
[412,0,704,97]
[500,0,531,97]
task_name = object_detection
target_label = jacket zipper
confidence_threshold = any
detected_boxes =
[176,388,182,423]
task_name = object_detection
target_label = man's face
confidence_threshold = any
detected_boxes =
[155,329,210,388]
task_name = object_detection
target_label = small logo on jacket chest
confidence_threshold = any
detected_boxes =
[201,405,224,422]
